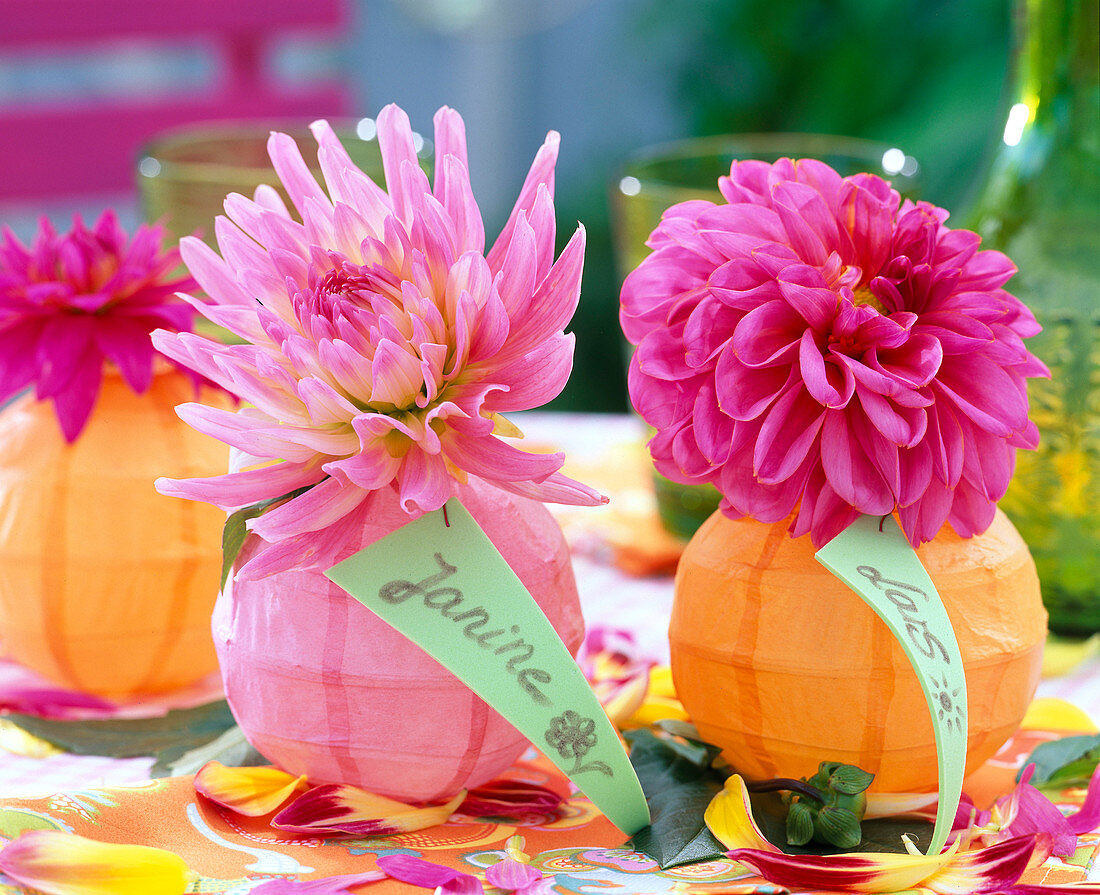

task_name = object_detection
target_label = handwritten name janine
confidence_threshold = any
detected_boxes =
[377,552,552,705]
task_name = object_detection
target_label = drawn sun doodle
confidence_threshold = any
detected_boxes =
[929,673,966,734]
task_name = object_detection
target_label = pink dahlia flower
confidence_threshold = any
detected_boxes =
[0,211,197,441]
[621,158,1047,547]
[154,104,603,578]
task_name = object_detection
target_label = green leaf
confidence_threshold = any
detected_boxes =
[150,724,268,778]
[1021,734,1100,788]
[221,484,316,587]
[626,728,729,869]
[8,700,239,769]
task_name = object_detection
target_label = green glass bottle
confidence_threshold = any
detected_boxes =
[968,0,1100,635]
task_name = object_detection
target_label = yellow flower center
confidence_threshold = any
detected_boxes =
[852,286,887,314]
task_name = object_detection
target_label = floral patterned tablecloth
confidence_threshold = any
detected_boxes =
[1,413,1098,893]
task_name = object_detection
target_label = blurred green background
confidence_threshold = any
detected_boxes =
[548,0,1013,412]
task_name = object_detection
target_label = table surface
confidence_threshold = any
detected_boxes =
[1,412,1097,893]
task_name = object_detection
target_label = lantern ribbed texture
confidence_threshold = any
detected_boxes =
[216,477,584,803]
[669,508,1047,793]
[0,370,233,697]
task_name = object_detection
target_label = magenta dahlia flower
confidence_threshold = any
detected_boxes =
[621,158,1047,547]
[153,104,603,578]
[0,211,197,441]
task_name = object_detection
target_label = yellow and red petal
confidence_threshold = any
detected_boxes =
[921,834,1049,895]
[460,780,563,818]
[0,830,191,895]
[704,774,783,854]
[193,760,307,816]
[272,784,465,836]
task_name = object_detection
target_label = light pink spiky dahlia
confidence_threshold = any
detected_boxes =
[154,105,602,578]
[621,158,1047,547]
[0,211,197,441]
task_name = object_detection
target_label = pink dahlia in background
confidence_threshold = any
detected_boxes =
[0,211,197,441]
[621,158,1047,547]
[154,104,602,578]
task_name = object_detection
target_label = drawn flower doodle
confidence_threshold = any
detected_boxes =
[545,711,612,777]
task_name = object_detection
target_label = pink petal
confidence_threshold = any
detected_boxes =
[375,855,483,894]
[249,871,386,893]
[485,857,543,890]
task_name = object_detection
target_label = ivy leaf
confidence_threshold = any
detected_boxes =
[221,484,316,587]
[625,728,728,869]
[7,700,239,769]
[1021,734,1100,789]
[150,724,268,778]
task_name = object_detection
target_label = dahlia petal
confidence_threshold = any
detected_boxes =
[495,211,538,319]
[248,475,368,540]
[800,330,853,408]
[155,461,320,512]
[375,855,481,893]
[754,384,827,483]
[375,103,423,225]
[179,236,254,307]
[776,265,838,331]
[194,761,307,817]
[501,225,584,359]
[0,831,191,895]
[173,403,319,462]
[525,182,558,284]
[92,319,156,394]
[731,299,803,367]
[820,410,894,514]
[442,431,564,483]
[486,470,606,507]
[371,339,424,407]
[935,358,1027,437]
[771,181,834,265]
[486,857,543,890]
[0,320,45,400]
[460,781,564,818]
[481,332,574,412]
[397,450,456,512]
[249,871,386,894]
[47,349,102,443]
[714,350,792,420]
[438,153,486,256]
[273,785,464,837]
[704,775,782,853]
[309,121,391,234]
[487,130,558,276]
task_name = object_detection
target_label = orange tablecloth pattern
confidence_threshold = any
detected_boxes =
[1,724,1097,894]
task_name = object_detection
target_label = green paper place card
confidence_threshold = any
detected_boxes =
[815,514,967,856]
[325,498,651,835]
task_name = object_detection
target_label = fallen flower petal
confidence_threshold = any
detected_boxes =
[273,784,465,836]
[914,834,1048,894]
[724,844,962,893]
[1066,762,1100,835]
[0,685,115,719]
[249,871,386,893]
[0,830,191,895]
[374,854,483,893]
[485,856,543,890]
[704,774,783,854]
[459,780,564,818]
[706,775,1056,894]
[194,760,307,816]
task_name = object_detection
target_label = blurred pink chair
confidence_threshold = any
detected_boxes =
[0,0,353,202]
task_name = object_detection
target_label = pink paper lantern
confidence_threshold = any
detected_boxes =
[215,477,583,802]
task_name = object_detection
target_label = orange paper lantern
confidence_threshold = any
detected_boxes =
[669,508,1047,793]
[0,370,233,697]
